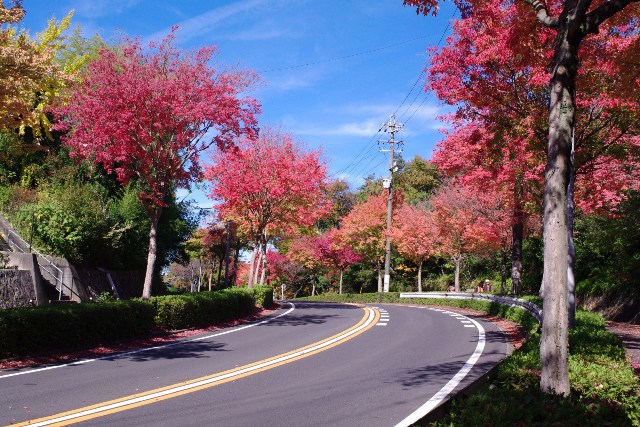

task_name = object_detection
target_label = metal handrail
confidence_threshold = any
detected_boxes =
[4,228,81,301]
[399,292,543,323]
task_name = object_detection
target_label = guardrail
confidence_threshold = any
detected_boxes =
[399,292,543,323]
[4,227,81,301]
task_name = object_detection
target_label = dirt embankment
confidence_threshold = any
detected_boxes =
[579,293,640,324]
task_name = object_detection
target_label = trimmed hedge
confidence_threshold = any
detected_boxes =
[150,288,256,330]
[0,300,155,357]
[251,285,274,308]
[0,286,274,358]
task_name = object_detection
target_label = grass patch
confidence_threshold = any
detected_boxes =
[299,293,640,426]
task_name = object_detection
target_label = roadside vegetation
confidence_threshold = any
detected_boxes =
[0,286,273,359]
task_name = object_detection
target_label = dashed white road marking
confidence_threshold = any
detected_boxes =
[376,308,389,326]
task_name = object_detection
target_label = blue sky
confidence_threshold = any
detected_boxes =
[21,0,456,207]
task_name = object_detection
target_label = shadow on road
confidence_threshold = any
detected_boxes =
[261,301,359,327]
[481,329,508,346]
[106,341,228,363]
[397,358,499,390]
[261,313,340,327]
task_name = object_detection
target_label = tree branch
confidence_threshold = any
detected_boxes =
[522,0,560,27]
[583,0,638,35]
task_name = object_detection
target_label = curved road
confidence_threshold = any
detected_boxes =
[0,301,509,426]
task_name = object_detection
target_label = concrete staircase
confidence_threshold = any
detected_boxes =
[0,213,88,304]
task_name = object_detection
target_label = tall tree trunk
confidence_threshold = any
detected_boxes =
[197,263,202,292]
[339,269,343,294]
[253,249,262,287]
[417,259,423,292]
[501,247,508,294]
[216,255,223,288]
[142,207,162,300]
[259,243,267,286]
[511,208,524,295]
[540,13,579,397]
[454,255,461,292]
[256,232,267,286]
[232,244,240,285]
[247,246,258,288]
[208,267,213,291]
[567,133,576,329]
[377,262,382,292]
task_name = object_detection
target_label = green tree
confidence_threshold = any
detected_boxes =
[395,155,440,204]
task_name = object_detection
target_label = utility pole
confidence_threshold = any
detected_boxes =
[379,114,403,293]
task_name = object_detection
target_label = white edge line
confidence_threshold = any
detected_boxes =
[0,304,297,380]
[26,308,377,427]
[395,312,486,427]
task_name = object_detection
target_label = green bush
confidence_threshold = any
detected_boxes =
[0,287,274,357]
[251,285,274,308]
[0,300,155,357]
[150,288,257,330]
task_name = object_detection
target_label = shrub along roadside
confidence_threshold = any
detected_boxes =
[300,293,639,426]
[0,286,274,358]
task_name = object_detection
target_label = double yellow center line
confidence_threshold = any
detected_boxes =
[14,306,379,427]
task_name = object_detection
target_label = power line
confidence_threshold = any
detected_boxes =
[260,34,434,73]
[332,10,457,187]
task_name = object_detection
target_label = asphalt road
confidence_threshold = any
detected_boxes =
[0,301,509,426]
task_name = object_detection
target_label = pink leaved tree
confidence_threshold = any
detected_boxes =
[405,0,639,395]
[205,127,331,288]
[315,229,362,294]
[390,204,437,292]
[429,182,506,292]
[55,29,260,299]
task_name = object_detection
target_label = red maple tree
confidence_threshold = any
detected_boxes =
[336,191,404,292]
[315,229,362,294]
[428,182,506,292]
[55,29,259,299]
[390,204,437,292]
[205,127,331,288]
[427,1,639,295]
[405,0,639,394]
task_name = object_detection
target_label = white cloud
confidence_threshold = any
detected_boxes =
[144,0,270,45]
[221,21,297,42]
[266,74,316,91]
[297,118,382,138]
[70,0,141,18]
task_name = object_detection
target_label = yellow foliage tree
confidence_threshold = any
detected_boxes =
[0,1,77,139]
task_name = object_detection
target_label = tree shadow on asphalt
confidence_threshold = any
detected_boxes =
[290,302,361,310]
[260,313,340,327]
[104,341,228,363]
[481,329,508,346]
[396,358,499,390]
[262,301,359,327]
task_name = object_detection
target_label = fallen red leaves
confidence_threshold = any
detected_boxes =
[0,305,278,371]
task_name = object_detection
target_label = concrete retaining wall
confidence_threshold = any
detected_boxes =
[3,252,47,306]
